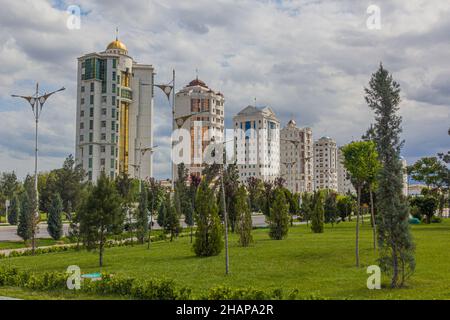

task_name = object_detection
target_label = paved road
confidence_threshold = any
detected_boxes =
[0,215,270,242]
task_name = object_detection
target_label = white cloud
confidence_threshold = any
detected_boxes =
[0,0,449,180]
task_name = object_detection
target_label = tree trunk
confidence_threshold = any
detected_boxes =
[190,226,193,243]
[99,242,104,267]
[356,185,361,267]
[369,185,377,251]
[391,246,399,288]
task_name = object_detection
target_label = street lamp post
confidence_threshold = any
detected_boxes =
[12,83,65,254]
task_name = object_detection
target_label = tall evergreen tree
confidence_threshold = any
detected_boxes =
[17,191,33,243]
[268,188,290,240]
[300,192,314,226]
[186,174,201,243]
[193,180,223,257]
[8,195,20,225]
[235,185,253,246]
[365,63,415,287]
[310,191,325,234]
[47,193,63,240]
[78,173,124,267]
[324,191,338,227]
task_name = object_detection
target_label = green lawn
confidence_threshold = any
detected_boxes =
[1,220,449,300]
[0,238,69,250]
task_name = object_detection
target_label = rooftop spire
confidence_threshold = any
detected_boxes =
[116,27,119,41]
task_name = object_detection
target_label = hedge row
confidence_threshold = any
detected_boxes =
[0,267,326,300]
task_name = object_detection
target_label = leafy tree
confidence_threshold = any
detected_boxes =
[246,177,264,212]
[300,192,314,226]
[54,155,86,212]
[324,191,338,227]
[147,178,167,247]
[78,173,124,267]
[193,180,223,257]
[47,193,63,240]
[336,195,353,222]
[408,157,446,188]
[342,140,379,263]
[410,196,438,224]
[366,63,415,287]
[116,173,136,244]
[235,185,252,246]
[8,195,20,225]
[0,172,21,199]
[135,186,149,244]
[310,191,325,234]
[268,188,290,240]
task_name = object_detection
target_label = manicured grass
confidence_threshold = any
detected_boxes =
[1,220,450,300]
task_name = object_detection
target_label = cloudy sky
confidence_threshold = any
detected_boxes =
[0,0,448,180]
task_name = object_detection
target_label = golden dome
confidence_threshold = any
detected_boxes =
[106,39,127,51]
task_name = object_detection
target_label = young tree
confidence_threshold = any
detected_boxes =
[147,178,166,247]
[193,180,223,257]
[165,195,181,242]
[8,195,20,225]
[47,193,63,240]
[224,163,240,232]
[235,185,253,246]
[310,191,325,234]
[78,173,124,267]
[261,181,274,217]
[17,191,33,244]
[116,173,136,244]
[366,63,415,287]
[54,155,86,212]
[342,141,379,264]
[324,191,338,227]
[186,174,201,243]
[135,186,149,244]
[268,188,290,240]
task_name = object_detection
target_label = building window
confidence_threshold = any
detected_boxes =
[102,108,107,116]
[111,121,115,131]
[79,135,84,142]
[111,146,115,157]
[112,108,116,118]
[88,158,93,168]
[101,121,106,128]
[88,171,92,181]
[90,82,94,92]
[112,84,116,94]
[112,59,117,69]
[100,146,106,153]
[80,122,84,129]
[80,110,84,117]
[110,159,115,169]
[90,108,94,117]
[89,120,93,130]
[100,158,105,166]
[89,145,93,156]
[102,96,107,104]
[90,95,94,105]
[112,96,116,106]
[81,98,85,105]
[101,133,106,140]
[89,133,93,142]
[81,86,85,93]
[112,71,116,81]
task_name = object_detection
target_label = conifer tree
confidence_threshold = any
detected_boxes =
[310,191,325,234]
[235,185,253,246]
[8,195,20,225]
[365,63,415,287]
[17,191,33,243]
[193,180,223,257]
[47,193,63,240]
[268,188,290,240]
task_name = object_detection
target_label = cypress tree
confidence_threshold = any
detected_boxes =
[193,180,223,257]
[365,63,415,287]
[8,195,20,225]
[311,191,325,234]
[17,191,33,243]
[235,185,253,246]
[47,193,63,240]
[268,188,290,240]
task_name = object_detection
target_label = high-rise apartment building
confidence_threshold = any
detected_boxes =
[173,78,225,178]
[280,120,314,194]
[313,136,338,191]
[233,106,280,183]
[75,37,155,182]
